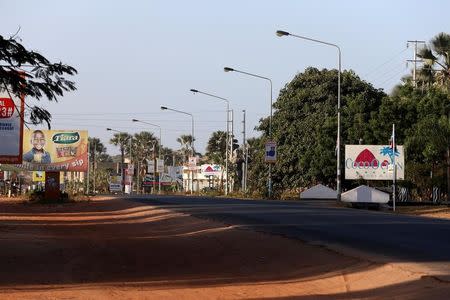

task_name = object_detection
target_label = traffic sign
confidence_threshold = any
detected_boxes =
[265,141,276,163]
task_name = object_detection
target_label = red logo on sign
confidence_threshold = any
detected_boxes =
[354,149,378,167]
[0,98,15,118]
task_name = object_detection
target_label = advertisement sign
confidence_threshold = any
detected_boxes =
[20,130,88,171]
[147,159,155,173]
[0,90,24,163]
[265,141,277,163]
[109,175,122,192]
[124,164,134,185]
[157,159,164,173]
[201,164,222,176]
[188,156,197,171]
[32,171,45,182]
[345,145,405,180]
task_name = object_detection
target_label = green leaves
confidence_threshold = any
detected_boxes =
[0,34,77,128]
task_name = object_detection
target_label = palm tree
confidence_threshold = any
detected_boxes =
[177,134,195,162]
[417,32,450,90]
[109,132,130,192]
[205,131,227,165]
[131,131,158,162]
[109,132,131,170]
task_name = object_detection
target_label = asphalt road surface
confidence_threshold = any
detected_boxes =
[131,195,450,274]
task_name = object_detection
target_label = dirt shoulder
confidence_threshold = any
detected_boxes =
[0,196,448,299]
[397,205,450,220]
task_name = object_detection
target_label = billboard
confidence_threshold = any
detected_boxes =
[201,164,222,176]
[20,130,88,172]
[345,145,404,180]
[0,90,24,163]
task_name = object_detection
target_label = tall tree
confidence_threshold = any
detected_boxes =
[417,32,450,91]
[0,33,77,127]
[88,137,107,162]
[249,68,386,196]
[205,131,227,165]
[177,134,195,162]
[109,132,131,168]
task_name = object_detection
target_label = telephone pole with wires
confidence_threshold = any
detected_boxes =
[407,40,426,87]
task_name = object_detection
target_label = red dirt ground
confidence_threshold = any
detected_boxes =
[0,196,449,299]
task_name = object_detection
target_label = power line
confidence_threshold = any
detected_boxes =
[363,47,408,78]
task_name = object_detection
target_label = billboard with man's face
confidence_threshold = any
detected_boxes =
[20,130,88,171]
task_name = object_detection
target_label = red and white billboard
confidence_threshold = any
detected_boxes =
[345,145,404,180]
[0,91,24,163]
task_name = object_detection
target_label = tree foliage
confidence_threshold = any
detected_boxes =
[205,131,227,165]
[416,32,450,91]
[0,34,77,128]
[247,68,387,196]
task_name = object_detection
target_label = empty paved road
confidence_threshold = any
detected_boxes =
[131,195,450,274]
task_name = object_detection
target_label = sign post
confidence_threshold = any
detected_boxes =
[265,141,277,163]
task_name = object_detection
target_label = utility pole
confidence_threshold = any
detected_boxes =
[93,141,96,194]
[242,110,247,192]
[407,40,425,87]
[153,142,157,194]
[229,109,234,192]
[86,140,90,195]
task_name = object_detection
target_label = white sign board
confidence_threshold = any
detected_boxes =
[157,159,164,173]
[201,164,222,176]
[109,183,122,192]
[147,159,155,173]
[265,141,276,163]
[188,156,197,170]
[345,145,405,180]
[0,90,24,163]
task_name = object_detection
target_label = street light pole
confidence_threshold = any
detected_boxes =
[132,119,162,194]
[190,89,230,195]
[224,67,274,198]
[161,106,195,194]
[276,30,342,201]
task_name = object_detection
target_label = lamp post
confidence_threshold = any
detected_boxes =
[276,29,342,202]
[106,128,132,194]
[132,119,162,194]
[160,106,195,193]
[190,88,230,195]
[224,67,274,198]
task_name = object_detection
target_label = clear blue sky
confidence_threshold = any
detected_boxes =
[2,0,449,155]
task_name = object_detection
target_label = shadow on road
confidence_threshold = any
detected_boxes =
[0,196,449,299]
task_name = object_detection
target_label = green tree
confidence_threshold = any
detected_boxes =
[109,132,131,181]
[417,32,450,90]
[249,68,387,196]
[205,131,227,164]
[0,33,77,127]
[177,134,195,162]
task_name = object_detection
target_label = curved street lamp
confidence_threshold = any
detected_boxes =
[160,106,195,193]
[190,88,230,195]
[276,29,342,202]
[224,66,274,198]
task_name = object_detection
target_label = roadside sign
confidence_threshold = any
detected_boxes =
[188,156,197,170]
[157,159,164,173]
[109,183,122,192]
[265,141,276,163]
[147,159,155,173]
[345,145,404,180]
[0,90,24,163]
